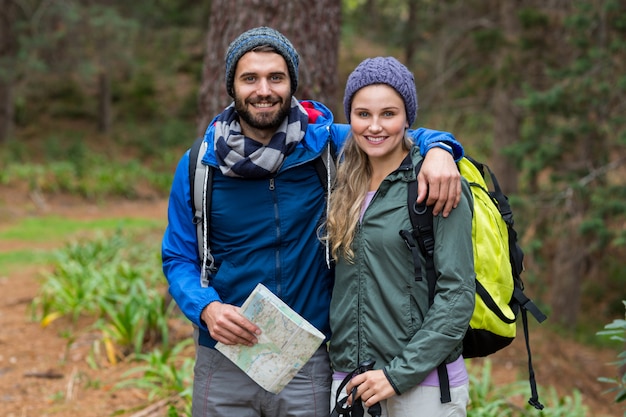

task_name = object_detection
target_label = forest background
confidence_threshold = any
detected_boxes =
[0,0,625,416]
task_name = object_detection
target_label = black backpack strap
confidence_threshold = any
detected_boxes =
[409,198,437,306]
[521,304,544,410]
[513,287,547,324]
[400,160,451,404]
[399,228,424,283]
[189,136,216,286]
[513,287,546,410]
[475,280,517,324]
[188,136,204,215]
[399,161,429,282]
[436,364,451,404]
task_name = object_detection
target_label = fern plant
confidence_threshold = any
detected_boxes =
[597,300,626,415]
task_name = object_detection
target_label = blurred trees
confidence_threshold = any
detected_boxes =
[0,0,208,142]
[0,0,19,143]
[197,0,341,136]
[517,1,626,327]
[0,0,624,330]
[344,0,626,327]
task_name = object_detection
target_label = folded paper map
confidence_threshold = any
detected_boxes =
[215,283,325,394]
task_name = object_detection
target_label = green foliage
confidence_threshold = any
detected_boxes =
[32,231,129,322]
[31,230,171,359]
[114,118,195,159]
[0,216,160,243]
[514,0,626,317]
[535,388,588,417]
[116,70,160,120]
[467,360,589,416]
[17,226,195,410]
[1,153,172,199]
[0,214,158,276]
[472,29,505,53]
[44,78,93,120]
[0,250,53,275]
[597,301,626,411]
[518,7,550,29]
[467,360,518,415]
[117,339,194,416]
[113,0,210,27]
[96,277,174,356]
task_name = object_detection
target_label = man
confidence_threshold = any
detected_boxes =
[162,27,463,417]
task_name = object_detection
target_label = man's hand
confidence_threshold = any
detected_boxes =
[345,370,395,409]
[419,147,461,217]
[201,301,260,346]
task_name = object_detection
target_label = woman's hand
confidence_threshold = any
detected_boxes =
[346,369,396,409]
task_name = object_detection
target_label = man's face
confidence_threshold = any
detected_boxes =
[233,51,292,139]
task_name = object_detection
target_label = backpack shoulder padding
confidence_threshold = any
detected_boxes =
[189,136,215,287]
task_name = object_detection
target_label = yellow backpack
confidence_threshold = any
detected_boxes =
[400,156,547,409]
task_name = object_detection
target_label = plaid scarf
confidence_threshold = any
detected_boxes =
[214,97,308,178]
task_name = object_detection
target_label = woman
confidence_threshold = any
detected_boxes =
[326,57,475,416]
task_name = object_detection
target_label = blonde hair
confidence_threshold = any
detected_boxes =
[325,134,413,263]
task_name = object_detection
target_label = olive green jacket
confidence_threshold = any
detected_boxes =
[329,146,476,395]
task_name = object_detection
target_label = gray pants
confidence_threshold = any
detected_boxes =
[192,341,332,417]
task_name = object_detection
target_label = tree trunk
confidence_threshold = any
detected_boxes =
[0,79,14,144]
[492,90,520,194]
[97,71,112,133]
[550,216,587,328]
[491,0,521,194]
[0,0,18,143]
[404,0,420,65]
[197,0,341,137]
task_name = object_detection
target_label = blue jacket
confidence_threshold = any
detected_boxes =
[161,100,463,348]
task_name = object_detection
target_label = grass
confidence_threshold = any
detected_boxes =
[0,215,163,241]
[0,249,54,270]
[0,213,164,275]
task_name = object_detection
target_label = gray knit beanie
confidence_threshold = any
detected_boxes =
[343,56,418,126]
[224,27,299,98]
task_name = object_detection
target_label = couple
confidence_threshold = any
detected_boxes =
[162,26,474,417]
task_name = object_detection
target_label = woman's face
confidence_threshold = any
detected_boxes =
[349,84,409,162]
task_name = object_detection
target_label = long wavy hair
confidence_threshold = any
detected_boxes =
[325,133,413,263]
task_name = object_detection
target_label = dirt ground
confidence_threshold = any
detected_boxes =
[0,190,623,417]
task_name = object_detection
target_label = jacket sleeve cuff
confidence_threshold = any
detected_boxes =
[422,138,464,162]
[383,368,402,396]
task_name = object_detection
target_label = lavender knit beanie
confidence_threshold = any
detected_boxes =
[225,27,299,98]
[343,56,418,126]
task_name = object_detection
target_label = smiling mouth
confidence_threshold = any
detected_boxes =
[365,136,386,144]
[251,101,277,110]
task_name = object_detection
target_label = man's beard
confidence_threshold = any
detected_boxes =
[235,96,291,131]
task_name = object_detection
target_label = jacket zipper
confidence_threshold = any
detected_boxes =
[356,221,363,366]
[269,177,281,295]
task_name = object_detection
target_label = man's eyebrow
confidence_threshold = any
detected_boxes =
[239,70,287,77]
